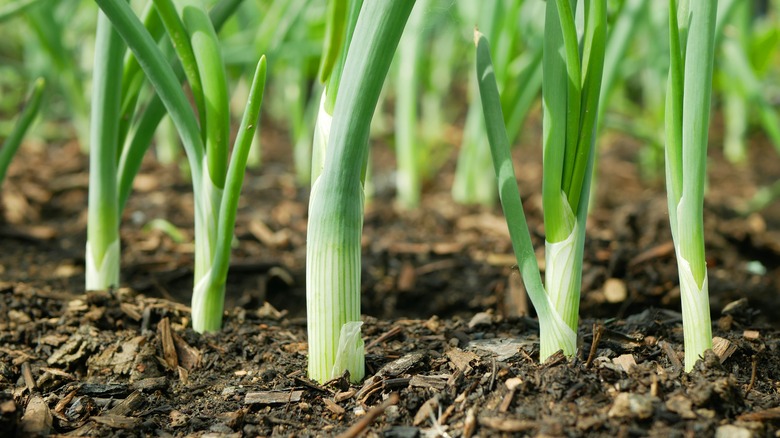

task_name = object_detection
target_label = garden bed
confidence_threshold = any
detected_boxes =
[1,126,779,436]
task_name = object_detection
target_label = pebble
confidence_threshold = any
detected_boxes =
[715,425,753,438]
[608,393,655,419]
[603,278,627,303]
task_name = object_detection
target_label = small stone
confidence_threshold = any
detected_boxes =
[603,278,627,303]
[505,377,523,391]
[169,410,187,428]
[665,394,696,419]
[608,393,655,420]
[715,425,753,438]
[612,354,637,373]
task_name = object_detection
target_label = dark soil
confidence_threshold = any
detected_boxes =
[1,121,780,437]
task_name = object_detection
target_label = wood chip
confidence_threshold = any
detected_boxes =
[613,354,637,373]
[21,362,35,392]
[409,375,448,391]
[244,390,303,405]
[177,366,189,384]
[334,389,356,403]
[377,352,425,377]
[0,400,16,415]
[505,271,528,317]
[743,330,760,340]
[169,410,188,428]
[737,406,780,421]
[712,337,737,363]
[463,408,477,438]
[157,317,178,370]
[659,340,683,371]
[120,302,142,321]
[54,388,79,414]
[87,336,145,375]
[47,326,99,366]
[248,219,290,248]
[91,414,141,429]
[172,332,201,371]
[336,393,399,438]
[412,397,438,426]
[130,377,168,392]
[388,242,430,254]
[39,367,75,380]
[499,388,516,413]
[485,253,518,266]
[446,348,479,374]
[431,242,463,254]
[323,398,345,416]
[109,391,146,416]
[628,241,674,268]
[397,261,416,291]
[478,416,537,432]
[21,395,52,436]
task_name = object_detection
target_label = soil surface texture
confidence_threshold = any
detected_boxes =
[1,123,780,437]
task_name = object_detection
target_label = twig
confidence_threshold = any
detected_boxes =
[463,407,477,438]
[488,357,497,391]
[518,348,534,363]
[365,325,403,351]
[628,241,675,269]
[21,362,35,392]
[585,323,604,368]
[746,355,758,394]
[659,340,683,371]
[336,393,400,438]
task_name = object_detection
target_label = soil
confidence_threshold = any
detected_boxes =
[1,118,780,437]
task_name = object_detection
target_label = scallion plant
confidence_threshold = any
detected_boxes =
[86,9,124,290]
[474,0,607,361]
[0,78,45,186]
[93,0,267,333]
[22,0,90,149]
[85,0,244,291]
[307,0,414,384]
[310,0,363,185]
[665,0,718,371]
[453,1,545,206]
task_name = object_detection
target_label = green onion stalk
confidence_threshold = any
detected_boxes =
[588,0,648,208]
[95,0,266,333]
[502,0,544,146]
[23,1,90,150]
[0,78,46,186]
[719,10,780,164]
[453,0,542,206]
[86,10,125,290]
[474,0,607,361]
[0,0,43,22]
[310,0,363,185]
[307,0,415,384]
[719,0,749,164]
[452,1,513,207]
[665,0,717,371]
[85,0,243,291]
[393,0,428,210]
